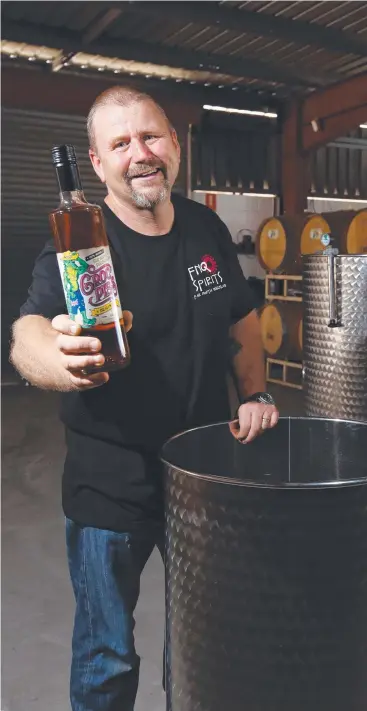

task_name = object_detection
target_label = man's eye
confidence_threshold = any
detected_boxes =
[115,141,129,149]
[144,135,157,142]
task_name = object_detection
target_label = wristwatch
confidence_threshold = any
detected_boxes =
[243,392,275,406]
[235,391,275,418]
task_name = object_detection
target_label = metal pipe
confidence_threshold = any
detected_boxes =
[327,249,339,327]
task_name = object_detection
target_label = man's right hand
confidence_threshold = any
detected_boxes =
[52,311,133,391]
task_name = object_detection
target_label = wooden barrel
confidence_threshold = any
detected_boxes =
[256,214,331,273]
[260,302,303,361]
[321,209,367,254]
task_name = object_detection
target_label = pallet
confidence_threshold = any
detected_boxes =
[266,357,303,390]
[265,274,302,302]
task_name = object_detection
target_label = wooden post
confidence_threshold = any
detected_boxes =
[302,73,367,148]
[281,100,309,215]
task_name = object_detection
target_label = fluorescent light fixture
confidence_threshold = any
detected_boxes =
[308,196,367,204]
[193,190,276,197]
[202,111,366,126]
[203,104,278,118]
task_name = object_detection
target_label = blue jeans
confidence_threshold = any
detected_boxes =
[66,519,165,711]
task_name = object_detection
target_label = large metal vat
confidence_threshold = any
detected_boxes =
[162,418,367,711]
[302,254,367,421]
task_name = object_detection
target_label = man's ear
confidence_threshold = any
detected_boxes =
[171,130,181,162]
[89,148,106,184]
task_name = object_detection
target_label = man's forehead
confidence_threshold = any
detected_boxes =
[94,100,168,133]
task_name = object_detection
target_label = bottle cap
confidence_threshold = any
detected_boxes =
[51,144,77,166]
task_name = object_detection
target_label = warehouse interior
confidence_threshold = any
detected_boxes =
[1,2,367,711]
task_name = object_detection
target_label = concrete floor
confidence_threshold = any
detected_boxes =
[2,382,303,711]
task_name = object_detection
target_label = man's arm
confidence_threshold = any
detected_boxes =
[11,238,114,391]
[208,212,278,441]
[229,309,266,399]
[228,309,279,443]
[11,315,68,390]
[10,314,108,392]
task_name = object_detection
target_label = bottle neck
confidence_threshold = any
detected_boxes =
[59,189,87,206]
[55,162,87,205]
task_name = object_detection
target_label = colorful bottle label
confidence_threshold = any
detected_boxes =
[57,246,123,328]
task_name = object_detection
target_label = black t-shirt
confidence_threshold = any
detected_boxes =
[20,194,255,531]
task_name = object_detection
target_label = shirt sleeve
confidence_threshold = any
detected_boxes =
[19,239,67,319]
[214,216,257,324]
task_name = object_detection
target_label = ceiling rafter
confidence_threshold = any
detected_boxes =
[82,7,123,45]
[127,1,367,57]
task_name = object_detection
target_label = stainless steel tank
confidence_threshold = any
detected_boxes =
[302,254,367,421]
[162,418,367,711]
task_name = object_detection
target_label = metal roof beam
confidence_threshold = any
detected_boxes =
[129,1,367,57]
[2,20,334,89]
[51,50,76,73]
[1,62,278,125]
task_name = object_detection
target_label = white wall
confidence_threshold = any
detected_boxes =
[307,197,367,213]
[192,191,275,279]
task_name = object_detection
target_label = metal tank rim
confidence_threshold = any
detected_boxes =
[161,416,367,490]
[302,253,367,258]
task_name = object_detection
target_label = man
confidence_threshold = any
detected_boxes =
[10,85,279,711]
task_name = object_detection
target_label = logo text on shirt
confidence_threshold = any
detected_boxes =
[187,254,227,300]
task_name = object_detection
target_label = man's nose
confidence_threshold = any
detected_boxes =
[130,138,153,162]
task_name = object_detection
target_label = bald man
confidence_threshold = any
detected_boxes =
[11,85,278,711]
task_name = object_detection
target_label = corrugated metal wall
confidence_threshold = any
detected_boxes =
[191,124,280,195]
[192,123,367,200]
[2,107,107,358]
[309,132,367,200]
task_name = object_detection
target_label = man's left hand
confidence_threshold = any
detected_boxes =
[229,401,279,444]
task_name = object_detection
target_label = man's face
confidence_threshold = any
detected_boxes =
[90,100,180,210]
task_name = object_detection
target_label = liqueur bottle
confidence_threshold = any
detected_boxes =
[49,144,130,373]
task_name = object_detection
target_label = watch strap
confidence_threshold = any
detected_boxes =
[235,391,275,418]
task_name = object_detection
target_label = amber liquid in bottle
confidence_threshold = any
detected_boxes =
[49,144,130,373]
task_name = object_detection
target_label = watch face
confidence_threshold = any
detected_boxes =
[244,392,275,406]
[258,393,275,405]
